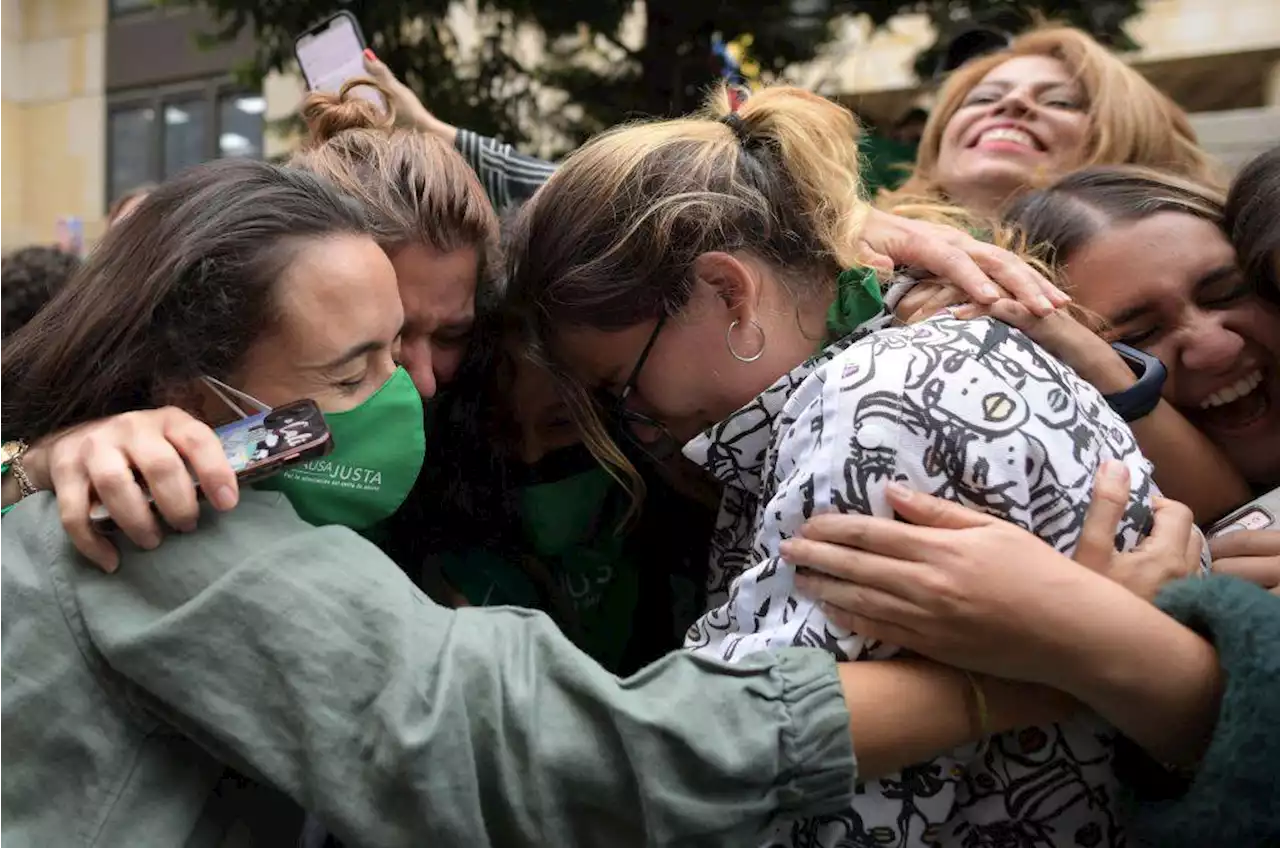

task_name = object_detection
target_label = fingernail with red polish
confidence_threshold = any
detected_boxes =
[363,48,376,62]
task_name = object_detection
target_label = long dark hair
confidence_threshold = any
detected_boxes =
[2,159,368,441]
[1225,145,1280,303]
[1002,165,1226,272]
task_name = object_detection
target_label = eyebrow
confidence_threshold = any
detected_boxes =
[435,318,475,335]
[309,340,384,372]
[971,80,1080,94]
[1109,265,1241,327]
[1192,264,1241,294]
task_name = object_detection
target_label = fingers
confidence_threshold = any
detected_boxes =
[902,238,1004,305]
[784,539,945,607]
[128,438,199,533]
[52,473,119,573]
[793,569,930,630]
[1211,555,1280,591]
[793,510,953,565]
[1184,524,1206,577]
[984,299,1036,331]
[1075,461,1130,572]
[164,412,238,512]
[905,287,968,325]
[962,241,1066,314]
[1208,528,1280,560]
[1145,496,1197,557]
[82,446,163,551]
[819,605,923,651]
[856,245,895,277]
[881,482,995,530]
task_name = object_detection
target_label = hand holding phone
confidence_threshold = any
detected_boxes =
[89,399,333,528]
[295,12,384,108]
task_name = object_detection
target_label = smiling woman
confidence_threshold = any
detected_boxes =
[1006,167,1280,489]
[884,27,1220,216]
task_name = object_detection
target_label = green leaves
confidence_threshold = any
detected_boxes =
[187,0,1142,157]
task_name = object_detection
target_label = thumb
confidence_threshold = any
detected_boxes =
[857,244,894,277]
[362,49,390,80]
[884,481,996,530]
[1074,461,1129,572]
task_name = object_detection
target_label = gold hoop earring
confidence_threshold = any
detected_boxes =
[726,319,766,363]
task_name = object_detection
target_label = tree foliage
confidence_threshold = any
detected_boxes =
[187,0,1141,154]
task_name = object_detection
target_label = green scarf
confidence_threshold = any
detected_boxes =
[825,266,885,343]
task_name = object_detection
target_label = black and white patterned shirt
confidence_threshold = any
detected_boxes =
[684,315,1156,847]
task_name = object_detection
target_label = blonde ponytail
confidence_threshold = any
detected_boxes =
[712,85,869,271]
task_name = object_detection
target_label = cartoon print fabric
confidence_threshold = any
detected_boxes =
[684,315,1161,847]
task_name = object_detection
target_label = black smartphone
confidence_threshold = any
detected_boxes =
[89,399,333,527]
[294,11,383,107]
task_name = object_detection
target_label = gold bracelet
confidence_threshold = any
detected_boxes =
[11,457,38,497]
[963,670,991,738]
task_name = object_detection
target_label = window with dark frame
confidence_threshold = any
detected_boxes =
[106,81,264,207]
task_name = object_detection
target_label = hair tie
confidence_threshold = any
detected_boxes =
[720,113,750,145]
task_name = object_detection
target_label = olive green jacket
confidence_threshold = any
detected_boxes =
[1,490,854,847]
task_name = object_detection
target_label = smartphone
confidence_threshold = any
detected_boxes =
[89,399,333,527]
[1206,486,1280,538]
[294,12,383,107]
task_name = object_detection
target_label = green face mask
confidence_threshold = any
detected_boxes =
[519,458,617,558]
[206,368,425,530]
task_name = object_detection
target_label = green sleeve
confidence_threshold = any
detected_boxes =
[69,492,855,846]
[1117,575,1280,847]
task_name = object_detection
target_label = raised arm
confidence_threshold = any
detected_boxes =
[362,51,556,209]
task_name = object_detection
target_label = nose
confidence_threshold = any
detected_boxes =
[400,340,437,399]
[992,88,1033,116]
[430,344,463,388]
[1178,313,1246,374]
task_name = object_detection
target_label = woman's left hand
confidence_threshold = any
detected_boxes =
[858,209,1069,318]
[781,463,1199,685]
[1208,530,1280,595]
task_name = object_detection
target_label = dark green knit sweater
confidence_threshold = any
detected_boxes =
[1124,575,1280,846]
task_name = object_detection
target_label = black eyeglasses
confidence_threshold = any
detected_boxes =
[597,314,678,456]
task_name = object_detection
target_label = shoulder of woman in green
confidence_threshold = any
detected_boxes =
[1119,575,1280,847]
[2,489,855,847]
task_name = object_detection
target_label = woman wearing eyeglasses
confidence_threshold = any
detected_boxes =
[505,83,1218,847]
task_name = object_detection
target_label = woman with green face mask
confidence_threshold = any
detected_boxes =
[2,158,867,848]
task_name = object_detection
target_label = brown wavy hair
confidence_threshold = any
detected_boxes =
[884,27,1221,209]
[291,79,499,295]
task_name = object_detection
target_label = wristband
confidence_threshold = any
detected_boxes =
[1103,343,1167,422]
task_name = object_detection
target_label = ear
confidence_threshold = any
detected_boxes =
[691,251,764,325]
